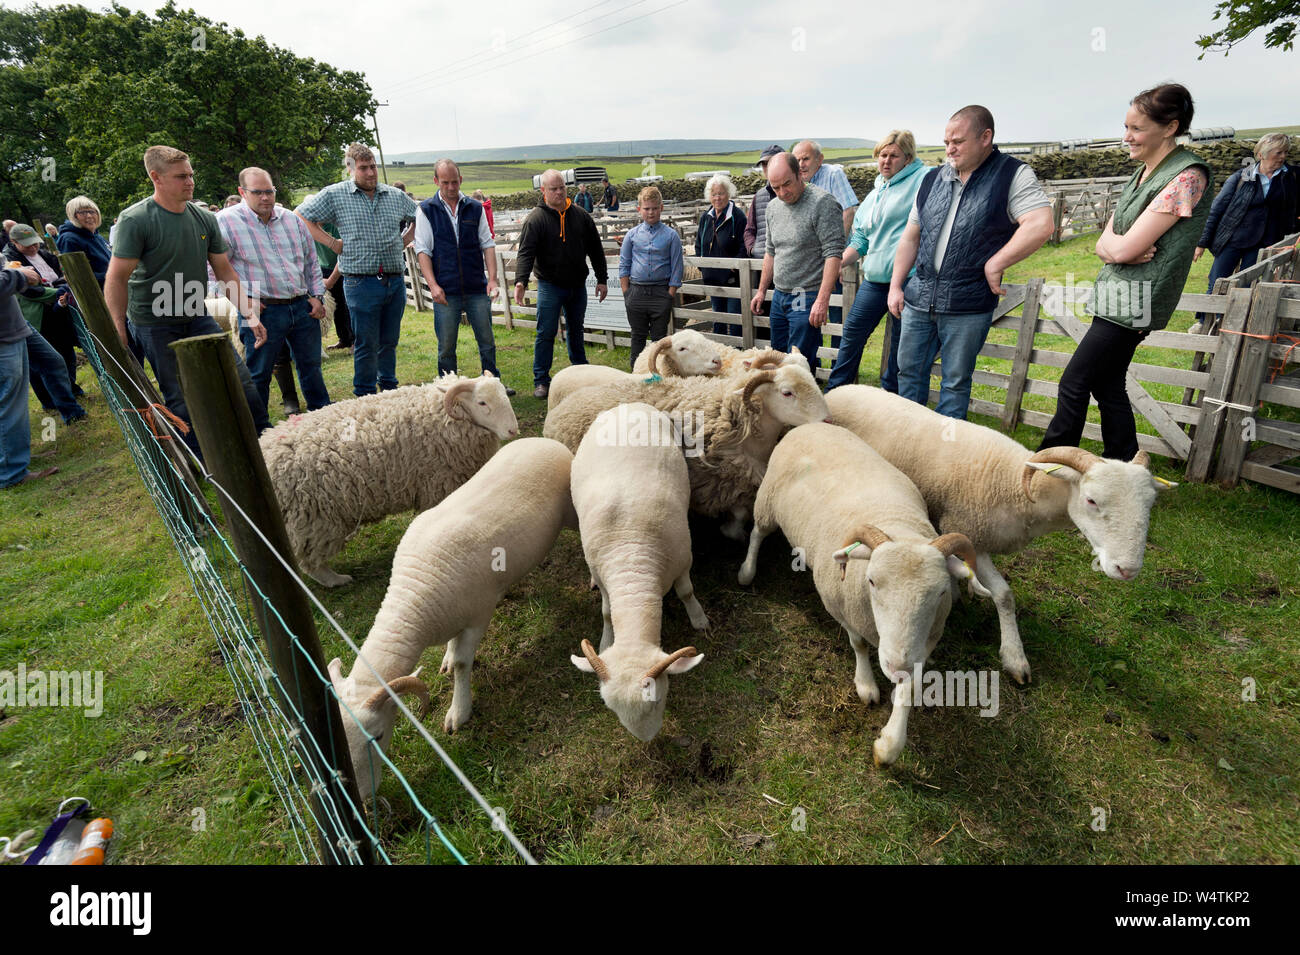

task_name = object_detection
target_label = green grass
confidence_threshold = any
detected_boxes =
[3,240,1298,863]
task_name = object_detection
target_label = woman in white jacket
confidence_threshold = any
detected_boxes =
[826,131,928,392]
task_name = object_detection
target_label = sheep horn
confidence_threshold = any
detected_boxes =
[740,370,777,406]
[363,676,431,717]
[442,379,476,419]
[746,349,785,372]
[646,336,672,377]
[1131,450,1150,470]
[644,646,699,681]
[930,532,979,572]
[580,639,610,682]
[840,525,892,552]
[1021,446,1100,501]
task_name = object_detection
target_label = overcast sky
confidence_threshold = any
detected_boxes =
[34,0,1300,154]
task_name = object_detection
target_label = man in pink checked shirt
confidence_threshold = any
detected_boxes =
[217,167,332,413]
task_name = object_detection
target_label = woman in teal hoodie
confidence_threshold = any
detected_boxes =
[826,131,927,391]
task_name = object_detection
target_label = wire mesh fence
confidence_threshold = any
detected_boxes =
[70,306,534,865]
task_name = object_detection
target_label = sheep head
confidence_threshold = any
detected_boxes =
[1022,447,1173,582]
[740,346,811,375]
[570,639,703,742]
[444,372,519,440]
[738,364,830,427]
[832,527,981,682]
[648,329,723,377]
[328,657,431,802]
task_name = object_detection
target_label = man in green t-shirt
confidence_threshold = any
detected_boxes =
[105,145,271,454]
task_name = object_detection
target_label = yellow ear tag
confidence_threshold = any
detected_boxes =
[1042,464,1063,474]
[1154,475,1176,487]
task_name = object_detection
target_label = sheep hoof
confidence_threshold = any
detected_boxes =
[856,683,880,706]
[1003,655,1032,685]
[308,567,353,588]
[689,611,710,631]
[737,564,756,587]
[872,737,900,767]
[443,707,471,734]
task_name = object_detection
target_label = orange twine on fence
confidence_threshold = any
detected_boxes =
[131,403,190,441]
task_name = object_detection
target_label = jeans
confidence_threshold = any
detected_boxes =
[825,281,900,392]
[433,292,500,378]
[624,283,673,370]
[711,294,742,338]
[325,268,353,346]
[239,298,331,412]
[342,274,406,396]
[896,304,992,419]
[1196,246,1261,327]
[26,327,85,423]
[533,279,588,386]
[0,340,32,488]
[132,314,270,459]
[1039,317,1148,461]
[770,288,825,369]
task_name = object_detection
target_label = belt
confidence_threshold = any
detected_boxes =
[343,268,398,278]
[260,294,306,306]
[630,281,668,288]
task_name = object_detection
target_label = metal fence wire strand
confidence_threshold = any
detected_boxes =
[76,312,535,865]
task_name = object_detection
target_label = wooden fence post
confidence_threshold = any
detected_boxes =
[1184,287,1252,483]
[1215,284,1284,485]
[1001,277,1042,431]
[171,334,375,865]
[739,260,755,349]
[497,250,514,329]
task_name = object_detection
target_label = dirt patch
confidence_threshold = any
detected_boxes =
[137,701,243,735]
[1220,572,1282,606]
[1155,568,1208,591]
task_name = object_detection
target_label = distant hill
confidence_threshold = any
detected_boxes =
[389,138,875,164]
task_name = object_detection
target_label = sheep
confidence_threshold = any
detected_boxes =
[547,364,636,413]
[631,329,725,376]
[737,422,989,765]
[567,404,708,740]
[542,363,831,539]
[327,437,577,801]
[824,385,1176,684]
[261,371,519,588]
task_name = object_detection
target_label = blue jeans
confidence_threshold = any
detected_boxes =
[533,280,587,386]
[26,327,85,423]
[826,281,900,392]
[342,274,406,396]
[239,298,331,412]
[433,293,500,378]
[770,288,824,369]
[711,295,742,338]
[132,314,270,458]
[896,304,993,419]
[1,340,32,488]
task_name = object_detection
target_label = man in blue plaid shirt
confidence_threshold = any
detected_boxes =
[297,143,418,396]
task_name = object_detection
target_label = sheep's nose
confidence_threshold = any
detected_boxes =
[1116,566,1137,581]
[823,416,833,423]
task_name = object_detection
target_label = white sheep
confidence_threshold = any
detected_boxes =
[547,364,636,413]
[737,422,989,765]
[568,404,708,740]
[824,385,1175,683]
[542,364,830,539]
[327,437,578,801]
[261,371,519,588]
[631,329,725,376]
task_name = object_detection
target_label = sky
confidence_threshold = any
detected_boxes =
[28,0,1300,155]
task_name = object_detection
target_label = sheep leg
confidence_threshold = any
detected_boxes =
[438,637,458,676]
[443,625,486,734]
[737,522,772,586]
[720,506,749,541]
[673,571,710,630]
[305,565,353,588]
[975,552,1032,684]
[846,627,880,706]
[598,585,614,652]
[873,675,913,767]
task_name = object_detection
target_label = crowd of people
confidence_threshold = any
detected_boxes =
[4,83,1297,489]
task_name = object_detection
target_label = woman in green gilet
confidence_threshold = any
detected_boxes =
[1039,83,1212,461]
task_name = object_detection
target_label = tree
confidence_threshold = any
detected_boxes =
[0,2,376,223]
[1198,0,1300,55]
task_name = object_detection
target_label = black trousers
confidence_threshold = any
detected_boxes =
[39,303,81,393]
[325,267,353,346]
[624,283,673,370]
[1039,317,1148,461]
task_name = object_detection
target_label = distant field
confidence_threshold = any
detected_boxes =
[1235,125,1300,138]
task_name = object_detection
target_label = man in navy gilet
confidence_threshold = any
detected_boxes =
[414,158,514,394]
[888,106,1054,419]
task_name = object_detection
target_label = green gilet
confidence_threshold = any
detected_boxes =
[1092,147,1212,331]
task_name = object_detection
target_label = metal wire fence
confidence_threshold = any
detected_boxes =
[71,307,534,865]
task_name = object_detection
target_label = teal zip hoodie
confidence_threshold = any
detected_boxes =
[848,157,928,284]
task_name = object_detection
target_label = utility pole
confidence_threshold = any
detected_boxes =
[371,101,390,184]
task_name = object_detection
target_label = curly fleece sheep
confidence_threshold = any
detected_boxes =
[260,372,519,587]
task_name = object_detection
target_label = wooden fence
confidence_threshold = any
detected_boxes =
[1043,177,1128,244]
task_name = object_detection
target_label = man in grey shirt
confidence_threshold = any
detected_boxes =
[751,152,844,370]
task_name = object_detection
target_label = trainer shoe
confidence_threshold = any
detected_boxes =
[533,383,549,399]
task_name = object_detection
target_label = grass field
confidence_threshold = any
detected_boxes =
[2,235,1298,864]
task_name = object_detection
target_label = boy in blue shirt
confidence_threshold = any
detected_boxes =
[618,187,683,369]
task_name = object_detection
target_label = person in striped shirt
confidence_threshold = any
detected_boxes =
[217,167,331,412]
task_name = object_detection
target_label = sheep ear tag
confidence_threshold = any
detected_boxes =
[1153,475,1178,489]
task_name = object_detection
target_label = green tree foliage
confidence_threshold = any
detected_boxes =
[1198,0,1300,55]
[0,2,375,224]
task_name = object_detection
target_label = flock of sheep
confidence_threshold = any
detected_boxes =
[253,329,1174,800]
